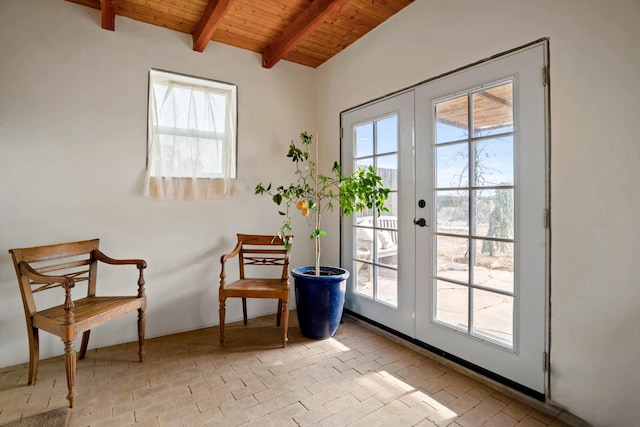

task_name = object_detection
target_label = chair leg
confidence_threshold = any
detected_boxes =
[276,300,282,326]
[219,297,226,345]
[63,339,77,408]
[281,300,289,348]
[27,327,39,385]
[242,298,248,325]
[79,330,91,360]
[137,307,146,362]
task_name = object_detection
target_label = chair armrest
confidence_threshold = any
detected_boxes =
[19,262,76,312]
[93,249,147,269]
[93,249,147,298]
[220,241,243,265]
[219,240,243,288]
[19,262,75,289]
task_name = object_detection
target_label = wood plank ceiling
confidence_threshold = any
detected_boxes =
[66,0,414,69]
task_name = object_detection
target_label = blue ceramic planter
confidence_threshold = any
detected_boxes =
[292,266,350,339]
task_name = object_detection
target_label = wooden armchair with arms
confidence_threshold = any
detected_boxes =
[9,239,147,408]
[218,234,292,348]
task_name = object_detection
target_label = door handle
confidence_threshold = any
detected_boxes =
[414,218,427,227]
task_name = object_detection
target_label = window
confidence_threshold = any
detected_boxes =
[143,69,237,200]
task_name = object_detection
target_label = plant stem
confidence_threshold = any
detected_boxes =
[314,133,320,275]
[315,211,320,275]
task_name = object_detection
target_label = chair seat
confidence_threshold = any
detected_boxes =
[33,296,145,336]
[221,278,289,298]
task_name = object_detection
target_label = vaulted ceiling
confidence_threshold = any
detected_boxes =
[66,0,414,69]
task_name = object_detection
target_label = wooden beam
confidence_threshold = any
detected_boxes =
[101,0,116,31]
[192,0,234,53]
[262,0,349,69]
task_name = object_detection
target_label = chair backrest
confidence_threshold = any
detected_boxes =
[236,234,292,280]
[377,216,398,246]
[357,216,398,246]
[9,239,100,316]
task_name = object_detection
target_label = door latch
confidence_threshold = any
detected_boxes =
[414,218,427,227]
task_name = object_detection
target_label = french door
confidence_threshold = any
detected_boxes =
[341,91,415,336]
[415,43,547,394]
[342,42,548,394]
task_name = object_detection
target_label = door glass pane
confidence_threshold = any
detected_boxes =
[376,266,397,307]
[377,217,397,268]
[436,143,468,188]
[473,289,513,346]
[473,82,513,137]
[436,95,469,144]
[382,192,398,218]
[356,122,373,157]
[355,261,373,298]
[473,240,514,293]
[436,235,469,283]
[474,189,514,240]
[472,137,514,187]
[354,221,373,298]
[436,280,468,330]
[377,154,398,190]
[436,190,469,235]
[356,222,375,256]
[376,116,398,154]
[356,157,373,170]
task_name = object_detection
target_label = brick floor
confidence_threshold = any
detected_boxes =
[0,313,586,426]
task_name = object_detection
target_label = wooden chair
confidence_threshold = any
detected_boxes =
[218,234,292,348]
[8,239,147,408]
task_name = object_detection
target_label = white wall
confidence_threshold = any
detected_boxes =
[2,1,639,426]
[0,0,315,366]
[315,1,640,426]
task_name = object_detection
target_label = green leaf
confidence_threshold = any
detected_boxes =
[255,130,390,270]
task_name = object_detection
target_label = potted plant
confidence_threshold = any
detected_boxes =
[255,131,389,339]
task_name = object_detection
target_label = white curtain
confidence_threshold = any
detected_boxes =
[143,70,236,200]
